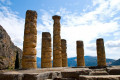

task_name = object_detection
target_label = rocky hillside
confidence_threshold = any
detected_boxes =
[0,25,22,69]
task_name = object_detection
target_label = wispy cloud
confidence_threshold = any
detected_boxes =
[38,0,120,59]
[0,0,120,59]
[0,5,24,49]
[0,0,12,5]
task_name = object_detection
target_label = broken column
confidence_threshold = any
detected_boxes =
[61,39,68,67]
[41,32,52,68]
[52,15,62,67]
[76,41,85,66]
[22,10,37,69]
[96,38,106,67]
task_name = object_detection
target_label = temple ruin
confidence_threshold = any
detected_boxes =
[76,41,85,67]
[96,38,106,67]
[22,10,37,69]
[41,32,52,68]
[61,39,68,67]
[52,15,62,67]
[0,10,120,80]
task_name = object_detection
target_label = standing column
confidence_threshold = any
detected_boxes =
[52,15,62,67]
[76,41,85,66]
[41,32,52,68]
[22,10,37,69]
[96,38,106,67]
[61,39,68,67]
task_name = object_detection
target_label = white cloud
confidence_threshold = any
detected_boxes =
[37,0,120,59]
[0,0,120,59]
[0,6,24,49]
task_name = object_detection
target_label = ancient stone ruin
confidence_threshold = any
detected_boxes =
[22,10,37,69]
[76,41,85,67]
[96,38,106,67]
[0,10,120,80]
[41,32,52,68]
[52,15,62,67]
[61,39,68,67]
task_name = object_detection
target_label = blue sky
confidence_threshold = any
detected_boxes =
[0,0,120,59]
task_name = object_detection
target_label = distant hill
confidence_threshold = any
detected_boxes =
[111,59,120,66]
[37,56,115,68]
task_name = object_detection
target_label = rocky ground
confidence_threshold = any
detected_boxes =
[0,66,120,80]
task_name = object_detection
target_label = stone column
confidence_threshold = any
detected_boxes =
[76,41,85,66]
[52,15,62,67]
[96,38,106,67]
[41,32,52,68]
[22,10,37,69]
[61,39,68,67]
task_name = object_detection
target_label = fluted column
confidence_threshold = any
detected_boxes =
[22,10,37,69]
[41,32,52,68]
[52,15,62,67]
[61,39,68,67]
[76,41,85,66]
[96,38,106,67]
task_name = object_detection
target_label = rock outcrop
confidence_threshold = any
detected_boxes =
[0,25,22,69]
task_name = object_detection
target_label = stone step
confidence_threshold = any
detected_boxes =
[54,78,76,80]
[79,75,120,80]
[89,70,109,75]
[107,67,120,75]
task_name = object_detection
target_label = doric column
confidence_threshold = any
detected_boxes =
[96,38,106,67]
[61,39,68,67]
[52,15,62,67]
[76,41,85,66]
[22,10,37,69]
[41,32,52,68]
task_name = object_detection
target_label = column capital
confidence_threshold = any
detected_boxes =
[42,32,51,37]
[52,15,61,20]
[26,10,37,17]
[97,38,103,41]
[77,40,83,47]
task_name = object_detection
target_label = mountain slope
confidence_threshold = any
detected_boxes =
[111,59,120,66]
[0,25,22,69]
[37,56,115,68]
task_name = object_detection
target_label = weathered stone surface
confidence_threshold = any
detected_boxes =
[96,38,106,67]
[90,69,109,75]
[22,10,37,69]
[53,15,62,67]
[41,32,52,68]
[0,25,22,69]
[107,66,120,75]
[61,39,68,67]
[76,41,85,67]
[0,66,120,80]
[79,75,120,80]
[0,74,23,80]
[61,71,79,79]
